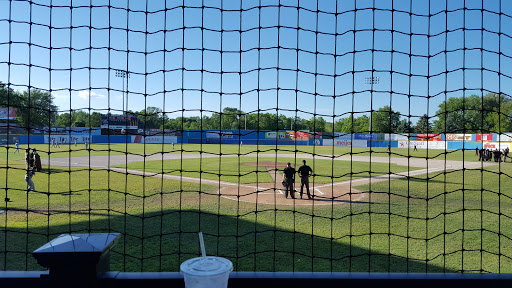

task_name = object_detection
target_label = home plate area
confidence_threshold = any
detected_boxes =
[220,161,365,205]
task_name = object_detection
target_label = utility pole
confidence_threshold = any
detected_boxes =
[365,76,380,133]
[115,69,130,114]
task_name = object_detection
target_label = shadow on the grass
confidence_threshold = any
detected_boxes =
[0,209,456,273]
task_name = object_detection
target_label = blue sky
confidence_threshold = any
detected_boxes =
[0,0,511,124]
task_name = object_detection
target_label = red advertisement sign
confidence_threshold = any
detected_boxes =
[295,132,309,139]
[475,134,493,142]
[416,133,442,141]
[0,108,16,120]
[445,134,471,141]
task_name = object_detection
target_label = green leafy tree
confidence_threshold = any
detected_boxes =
[306,116,326,132]
[17,89,58,130]
[73,120,86,127]
[337,115,370,133]
[0,82,22,108]
[433,93,508,133]
[138,107,165,129]
[90,112,102,127]
[56,113,73,127]
[55,111,102,127]
[395,119,413,134]
[371,106,400,133]
[414,114,431,133]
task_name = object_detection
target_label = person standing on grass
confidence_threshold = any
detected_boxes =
[413,144,417,152]
[282,162,296,199]
[172,142,174,150]
[24,149,35,192]
[33,149,42,172]
[75,138,77,147]
[475,147,478,156]
[14,141,19,153]
[387,144,391,152]
[297,159,313,199]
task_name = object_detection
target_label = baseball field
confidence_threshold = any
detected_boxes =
[0,143,510,273]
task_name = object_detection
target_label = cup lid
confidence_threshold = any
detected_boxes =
[180,256,233,276]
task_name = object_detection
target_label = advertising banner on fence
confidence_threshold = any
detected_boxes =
[353,133,377,140]
[483,142,510,150]
[0,108,16,120]
[323,139,367,147]
[398,141,446,150]
[132,135,178,144]
[384,134,409,141]
[416,133,442,141]
[335,140,352,147]
[445,134,472,141]
[495,133,512,142]
[265,131,295,139]
[475,133,493,142]
[309,132,322,139]
[206,130,233,139]
[45,135,91,144]
[145,129,182,136]
[295,132,309,139]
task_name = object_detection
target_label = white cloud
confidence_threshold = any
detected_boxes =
[78,90,105,99]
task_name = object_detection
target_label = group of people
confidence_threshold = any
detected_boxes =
[477,147,509,162]
[282,160,314,199]
[24,148,42,192]
[50,137,90,149]
[50,138,61,148]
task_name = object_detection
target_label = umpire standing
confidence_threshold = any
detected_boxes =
[297,160,313,199]
[282,162,296,199]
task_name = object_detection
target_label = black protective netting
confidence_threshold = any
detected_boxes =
[1,0,512,273]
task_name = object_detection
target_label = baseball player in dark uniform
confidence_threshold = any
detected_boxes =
[282,162,296,199]
[297,160,313,199]
[24,149,35,192]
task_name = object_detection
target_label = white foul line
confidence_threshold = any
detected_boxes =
[314,188,324,195]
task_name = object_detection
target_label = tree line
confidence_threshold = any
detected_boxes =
[1,82,510,134]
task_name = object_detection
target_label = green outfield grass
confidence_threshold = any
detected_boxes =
[120,156,421,184]
[0,144,509,273]
[2,143,484,162]
[354,164,512,272]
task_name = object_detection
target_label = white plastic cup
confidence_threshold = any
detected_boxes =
[180,256,233,288]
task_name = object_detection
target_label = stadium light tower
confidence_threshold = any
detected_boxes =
[115,69,130,113]
[365,76,380,133]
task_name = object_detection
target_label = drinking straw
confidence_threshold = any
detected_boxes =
[199,232,206,258]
